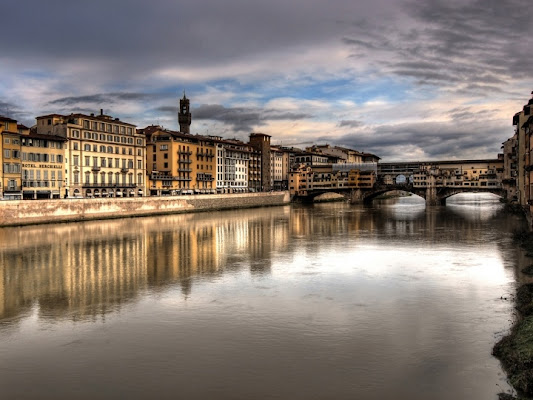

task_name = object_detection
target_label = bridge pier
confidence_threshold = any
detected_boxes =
[349,189,364,203]
[425,186,439,206]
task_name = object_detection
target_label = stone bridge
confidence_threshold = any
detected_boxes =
[292,158,506,205]
[304,184,505,205]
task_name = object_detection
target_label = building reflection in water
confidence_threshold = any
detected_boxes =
[0,206,291,322]
[0,196,523,325]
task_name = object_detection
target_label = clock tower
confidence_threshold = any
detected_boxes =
[178,92,191,134]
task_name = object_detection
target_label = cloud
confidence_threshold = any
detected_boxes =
[331,119,507,161]
[190,104,312,132]
[48,92,160,106]
[339,120,363,128]
[342,0,532,94]
[0,0,531,161]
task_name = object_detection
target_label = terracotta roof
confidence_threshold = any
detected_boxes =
[0,116,18,123]
[23,132,67,141]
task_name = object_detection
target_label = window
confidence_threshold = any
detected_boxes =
[84,144,91,151]
[73,142,79,150]
[4,138,10,144]
[4,149,10,158]
[85,156,90,166]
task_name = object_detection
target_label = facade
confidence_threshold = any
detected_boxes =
[289,163,377,197]
[214,138,251,193]
[21,132,67,199]
[522,114,533,210]
[249,133,272,191]
[145,127,216,195]
[36,111,146,198]
[248,148,262,192]
[0,117,22,200]
[294,151,331,166]
[279,147,297,191]
[307,144,364,163]
[512,96,533,206]
[289,164,313,196]
[501,136,518,202]
[270,147,284,190]
[411,160,503,189]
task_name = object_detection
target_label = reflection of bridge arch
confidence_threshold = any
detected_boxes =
[436,188,504,205]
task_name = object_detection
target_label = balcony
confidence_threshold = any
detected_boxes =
[179,159,192,164]
[179,150,192,155]
[179,168,192,172]
[120,168,129,173]
[91,166,101,172]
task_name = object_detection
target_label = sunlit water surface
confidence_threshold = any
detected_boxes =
[0,194,528,399]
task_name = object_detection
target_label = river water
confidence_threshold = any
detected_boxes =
[0,194,528,399]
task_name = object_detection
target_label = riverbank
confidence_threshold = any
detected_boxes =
[493,230,533,400]
[0,191,290,227]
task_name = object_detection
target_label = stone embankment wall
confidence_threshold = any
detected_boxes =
[0,192,290,227]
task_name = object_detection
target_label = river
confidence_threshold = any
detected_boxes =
[0,194,528,399]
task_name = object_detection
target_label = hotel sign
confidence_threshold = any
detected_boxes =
[22,163,63,169]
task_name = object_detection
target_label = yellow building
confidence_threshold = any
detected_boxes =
[20,132,67,199]
[143,126,216,195]
[36,111,146,198]
[0,116,22,200]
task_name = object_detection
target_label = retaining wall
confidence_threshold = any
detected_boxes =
[0,191,290,227]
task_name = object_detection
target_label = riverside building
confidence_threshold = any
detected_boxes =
[21,132,67,199]
[35,111,146,198]
[213,138,251,193]
[143,127,216,196]
[0,116,22,200]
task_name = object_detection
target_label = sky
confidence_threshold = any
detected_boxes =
[1,0,532,161]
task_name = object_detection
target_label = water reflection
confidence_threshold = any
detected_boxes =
[0,208,291,322]
[446,193,504,221]
[0,197,526,399]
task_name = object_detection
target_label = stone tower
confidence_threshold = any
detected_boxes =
[249,133,272,192]
[178,92,191,134]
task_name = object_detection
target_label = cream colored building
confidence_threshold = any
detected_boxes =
[36,111,146,198]
[20,132,67,199]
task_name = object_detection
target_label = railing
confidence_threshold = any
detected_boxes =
[91,166,101,172]
[83,183,137,188]
[120,168,129,173]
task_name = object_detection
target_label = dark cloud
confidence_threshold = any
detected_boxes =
[343,0,532,93]
[188,104,311,132]
[0,100,33,126]
[339,120,363,128]
[49,92,158,106]
[329,119,507,161]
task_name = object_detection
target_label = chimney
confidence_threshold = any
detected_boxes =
[100,109,104,116]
